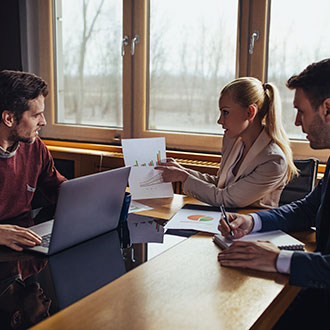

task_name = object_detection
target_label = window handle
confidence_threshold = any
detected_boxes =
[121,36,129,56]
[131,34,140,56]
[249,30,259,55]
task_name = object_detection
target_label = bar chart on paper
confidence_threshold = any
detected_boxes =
[122,138,165,168]
[134,150,161,167]
[122,138,174,199]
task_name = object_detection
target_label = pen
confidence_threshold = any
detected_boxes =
[220,204,234,238]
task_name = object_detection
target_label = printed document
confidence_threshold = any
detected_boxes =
[122,137,173,200]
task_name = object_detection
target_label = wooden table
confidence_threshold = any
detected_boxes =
[31,195,315,330]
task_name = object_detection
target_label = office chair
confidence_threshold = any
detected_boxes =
[279,158,319,205]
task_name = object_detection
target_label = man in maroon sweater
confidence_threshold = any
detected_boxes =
[0,70,66,251]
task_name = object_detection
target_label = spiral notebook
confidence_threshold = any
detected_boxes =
[213,230,305,251]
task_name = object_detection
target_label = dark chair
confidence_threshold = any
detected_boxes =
[279,158,319,205]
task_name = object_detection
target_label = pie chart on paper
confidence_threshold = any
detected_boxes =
[187,214,214,222]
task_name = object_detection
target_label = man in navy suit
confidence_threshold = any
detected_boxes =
[218,58,330,328]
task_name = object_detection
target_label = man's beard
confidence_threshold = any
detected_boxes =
[308,113,330,149]
[8,129,35,145]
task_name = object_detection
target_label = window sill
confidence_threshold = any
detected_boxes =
[43,139,326,179]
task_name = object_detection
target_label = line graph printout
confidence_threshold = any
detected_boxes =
[122,138,173,200]
[164,208,221,234]
[128,167,173,199]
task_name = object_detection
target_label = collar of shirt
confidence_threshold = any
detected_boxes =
[0,142,20,158]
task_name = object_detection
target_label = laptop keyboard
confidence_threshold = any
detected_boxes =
[41,234,51,248]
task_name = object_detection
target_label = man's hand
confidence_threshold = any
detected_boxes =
[218,213,254,239]
[217,240,281,272]
[0,225,42,251]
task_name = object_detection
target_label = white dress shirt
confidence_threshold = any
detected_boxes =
[250,213,293,274]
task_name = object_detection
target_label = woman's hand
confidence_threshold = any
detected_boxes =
[157,158,185,170]
[155,158,189,183]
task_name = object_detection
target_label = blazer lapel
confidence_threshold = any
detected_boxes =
[217,137,243,188]
[317,158,330,252]
[234,128,272,181]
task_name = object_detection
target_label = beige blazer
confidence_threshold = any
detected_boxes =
[182,129,288,208]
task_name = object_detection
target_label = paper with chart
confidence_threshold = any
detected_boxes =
[164,207,221,234]
[128,200,153,214]
[122,138,173,200]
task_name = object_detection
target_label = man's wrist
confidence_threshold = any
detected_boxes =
[276,250,293,274]
[249,213,262,232]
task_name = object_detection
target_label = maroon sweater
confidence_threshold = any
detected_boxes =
[0,137,66,227]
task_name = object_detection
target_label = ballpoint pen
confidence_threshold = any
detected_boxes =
[220,204,234,238]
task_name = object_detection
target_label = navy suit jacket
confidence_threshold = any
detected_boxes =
[257,157,330,289]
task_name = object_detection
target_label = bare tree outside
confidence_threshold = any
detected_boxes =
[55,0,330,140]
[56,0,123,128]
[75,0,105,124]
[149,0,237,135]
[268,0,330,139]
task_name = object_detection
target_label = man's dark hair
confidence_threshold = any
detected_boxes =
[0,70,48,123]
[286,58,330,110]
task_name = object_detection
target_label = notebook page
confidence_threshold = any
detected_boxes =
[214,230,304,250]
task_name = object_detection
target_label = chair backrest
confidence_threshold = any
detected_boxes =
[279,158,319,205]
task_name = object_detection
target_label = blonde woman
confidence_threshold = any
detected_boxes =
[155,77,297,208]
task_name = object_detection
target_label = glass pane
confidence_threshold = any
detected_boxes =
[55,0,122,128]
[149,0,237,134]
[268,0,330,139]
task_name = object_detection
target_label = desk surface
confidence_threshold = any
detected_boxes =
[29,194,315,330]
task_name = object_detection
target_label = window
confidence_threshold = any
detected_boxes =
[40,0,239,151]
[268,0,330,140]
[41,0,126,143]
[38,0,329,161]
[148,0,237,135]
[267,0,330,161]
[55,0,123,128]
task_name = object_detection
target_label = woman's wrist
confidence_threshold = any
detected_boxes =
[181,171,189,183]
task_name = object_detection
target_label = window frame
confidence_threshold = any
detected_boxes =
[132,0,237,153]
[39,0,131,144]
[38,0,330,162]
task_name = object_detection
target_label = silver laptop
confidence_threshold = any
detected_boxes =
[25,166,130,255]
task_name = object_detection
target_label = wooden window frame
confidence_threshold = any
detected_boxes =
[38,0,330,163]
[39,0,132,144]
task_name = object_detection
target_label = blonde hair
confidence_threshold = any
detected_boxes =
[220,77,298,182]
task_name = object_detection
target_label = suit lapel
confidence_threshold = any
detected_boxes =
[217,138,243,188]
[317,158,330,252]
[235,128,271,181]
